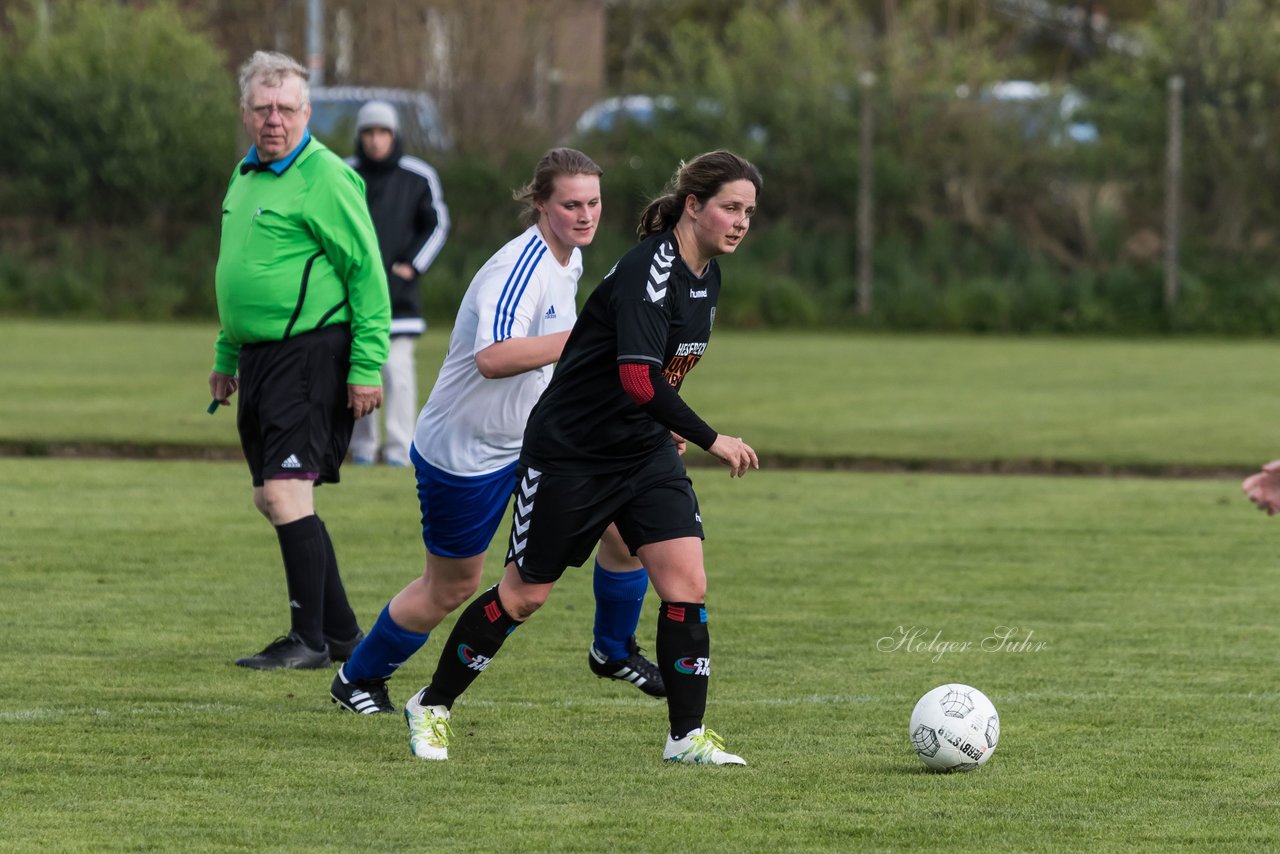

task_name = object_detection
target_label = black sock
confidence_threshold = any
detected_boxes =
[657,601,710,739]
[275,515,327,650]
[421,585,520,708]
[316,517,360,641]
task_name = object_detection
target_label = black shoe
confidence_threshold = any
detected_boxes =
[330,664,395,714]
[235,633,331,670]
[325,629,365,663]
[588,635,666,697]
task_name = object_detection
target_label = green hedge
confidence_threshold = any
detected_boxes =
[5,0,1280,335]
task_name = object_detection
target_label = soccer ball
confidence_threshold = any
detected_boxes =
[909,683,1000,772]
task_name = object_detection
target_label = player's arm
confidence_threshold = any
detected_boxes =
[618,360,757,477]
[475,331,571,379]
[472,240,567,379]
[617,360,715,449]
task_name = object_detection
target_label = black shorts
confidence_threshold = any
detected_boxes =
[236,324,355,487]
[504,443,704,584]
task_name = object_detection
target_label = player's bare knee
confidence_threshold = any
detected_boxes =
[251,490,273,519]
[498,584,549,621]
[256,492,290,523]
[438,579,480,612]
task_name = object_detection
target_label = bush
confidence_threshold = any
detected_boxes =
[0,0,237,225]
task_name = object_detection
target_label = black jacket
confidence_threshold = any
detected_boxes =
[347,137,449,335]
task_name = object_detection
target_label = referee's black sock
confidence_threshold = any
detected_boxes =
[657,601,710,740]
[316,517,360,643]
[275,515,327,651]
[420,585,521,708]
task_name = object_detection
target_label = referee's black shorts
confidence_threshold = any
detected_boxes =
[504,442,704,584]
[236,324,355,487]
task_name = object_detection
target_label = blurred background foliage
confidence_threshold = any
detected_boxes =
[4,0,1280,333]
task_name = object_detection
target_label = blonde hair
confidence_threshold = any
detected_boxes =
[638,150,762,239]
[513,148,604,227]
[238,50,310,107]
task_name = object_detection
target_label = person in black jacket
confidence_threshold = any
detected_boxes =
[347,100,450,467]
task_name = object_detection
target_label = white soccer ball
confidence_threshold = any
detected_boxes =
[909,683,1000,772]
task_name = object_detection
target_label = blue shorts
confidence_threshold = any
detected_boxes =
[411,445,518,559]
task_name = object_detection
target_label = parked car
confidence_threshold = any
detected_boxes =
[307,86,451,156]
[570,94,767,146]
[573,95,701,135]
[965,80,1099,147]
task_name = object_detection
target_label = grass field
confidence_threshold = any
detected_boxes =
[3,319,1280,850]
[3,319,1279,468]
[3,458,1280,850]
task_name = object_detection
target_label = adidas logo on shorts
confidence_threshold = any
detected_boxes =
[281,454,302,469]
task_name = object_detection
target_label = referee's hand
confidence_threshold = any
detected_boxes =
[348,384,383,419]
[708,434,759,478]
[208,371,238,405]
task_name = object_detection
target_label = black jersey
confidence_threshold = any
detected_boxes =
[522,230,720,475]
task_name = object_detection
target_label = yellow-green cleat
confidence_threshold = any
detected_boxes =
[404,688,452,760]
[663,727,746,766]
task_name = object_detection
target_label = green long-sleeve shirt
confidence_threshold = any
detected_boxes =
[213,137,390,386]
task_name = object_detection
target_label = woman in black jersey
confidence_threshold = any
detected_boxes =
[403,150,762,765]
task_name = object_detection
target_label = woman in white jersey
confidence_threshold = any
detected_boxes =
[330,148,663,715]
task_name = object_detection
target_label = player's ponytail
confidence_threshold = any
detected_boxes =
[636,150,762,239]
[513,148,603,227]
[636,193,683,239]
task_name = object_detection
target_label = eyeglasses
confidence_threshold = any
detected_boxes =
[248,104,304,120]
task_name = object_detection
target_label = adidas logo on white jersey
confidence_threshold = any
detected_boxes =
[281,454,302,469]
[544,305,557,319]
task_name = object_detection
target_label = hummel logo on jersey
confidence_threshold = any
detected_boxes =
[689,288,708,298]
[458,643,492,672]
[646,240,675,303]
[281,454,301,469]
[675,656,711,677]
[544,305,557,320]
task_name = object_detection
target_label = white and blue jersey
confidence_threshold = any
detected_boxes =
[413,224,580,476]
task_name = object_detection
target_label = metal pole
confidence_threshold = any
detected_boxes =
[857,70,876,317]
[307,0,325,86]
[1164,74,1183,310]
[35,0,50,46]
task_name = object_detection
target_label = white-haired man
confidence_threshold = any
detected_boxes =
[208,51,390,670]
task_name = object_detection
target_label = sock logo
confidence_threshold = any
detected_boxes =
[483,600,502,624]
[457,644,492,672]
[674,656,711,676]
[663,604,708,624]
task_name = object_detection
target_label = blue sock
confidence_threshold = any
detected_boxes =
[344,604,430,682]
[592,562,648,661]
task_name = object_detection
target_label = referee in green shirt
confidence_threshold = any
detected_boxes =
[208,51,391,670]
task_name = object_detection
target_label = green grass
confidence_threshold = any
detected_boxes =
[3,457,1279,850]
[2,319,1278,467]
